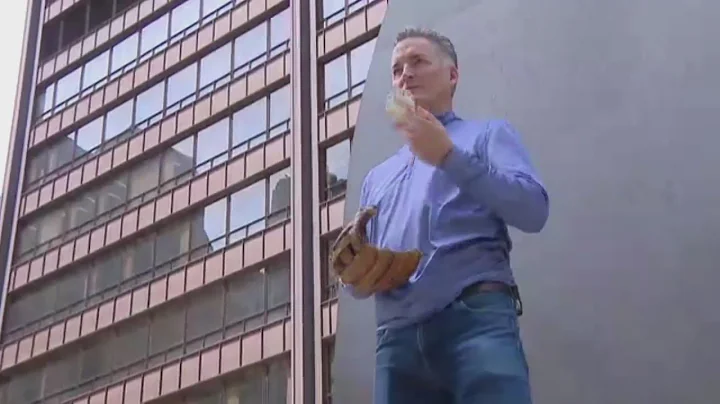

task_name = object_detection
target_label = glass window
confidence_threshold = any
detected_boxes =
[7,292,28,330]
[25,154,45,185]
[68,192,98,229]
[8,368,42,403]
[325,139,350,198]
[49,135,76,170]
[38,209,65,244]
[17,289,43,326]
[129,156,160,198]
[225,269,264,324]
[113,324,148,369]
[54,271,86,312]
[161,136,195,183]
[186,289,222,341]
[154,221,190,265]
[202,0,228,17]
[267,264,290,308]
[199,43,232,88]
[268,361,289,404]
[228,369,263,403]
[348,0,370,14]
[81,341,111,382]
[44,355,80,397]
[55,68,81,104]
[75,116,104,155]
[140,14,169,55]
[196,118,229,167]
[351,39,376,86]
[229,180,266,232]
[116,0,137,13]
[82,50,110,90]
[7,295,29,331]
[91,252,125,294]
[170,0,201,37]
[232,97,267,147]
[111,33,139,72]
[190,198,227,250]
[323,0,345,20]
[106,99,135,140]
[134,81,166,125]
[268,169,291,221]
[234,23,268,68]
[36,83,55,116]
[97,177,128,215]
[130,237,155,276]
[150,308,184,355]
[89,0,113,28]
[37,287,55,321]
[324,54,348,104]
[270,10,291,49]
[269,85,291,129]
[167,63,197,107]
[16,224,38,254]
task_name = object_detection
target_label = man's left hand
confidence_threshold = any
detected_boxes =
[395,106,454,166]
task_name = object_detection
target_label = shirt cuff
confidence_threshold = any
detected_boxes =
[439,144,490,185]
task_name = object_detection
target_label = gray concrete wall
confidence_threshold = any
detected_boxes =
[333,1,720,403]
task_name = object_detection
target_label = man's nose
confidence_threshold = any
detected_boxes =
[400,67,414,87]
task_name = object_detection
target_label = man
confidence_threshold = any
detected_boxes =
[332,27,549,404]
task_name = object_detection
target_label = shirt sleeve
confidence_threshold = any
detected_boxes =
[339,174,373,300]
[438,120,550,233]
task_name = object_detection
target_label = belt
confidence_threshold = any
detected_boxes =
[458,281,524,316]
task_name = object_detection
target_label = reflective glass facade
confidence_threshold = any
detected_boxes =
[0,0,386,402]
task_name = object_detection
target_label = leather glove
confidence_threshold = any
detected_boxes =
[330,206,422,295]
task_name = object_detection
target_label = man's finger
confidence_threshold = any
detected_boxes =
[414,106,438,122]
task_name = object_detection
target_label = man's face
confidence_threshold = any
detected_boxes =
[391,37,458,111]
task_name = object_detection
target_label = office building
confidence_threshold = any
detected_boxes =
[0,0,386,402]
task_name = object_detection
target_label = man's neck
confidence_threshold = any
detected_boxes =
[432,108,453,117]
[422,101,453,116]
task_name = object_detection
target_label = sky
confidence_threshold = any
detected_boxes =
[0,2,30,190]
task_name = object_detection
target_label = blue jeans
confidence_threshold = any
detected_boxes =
[374,291,532,404]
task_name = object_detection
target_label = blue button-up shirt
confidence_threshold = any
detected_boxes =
[345,111,549,329]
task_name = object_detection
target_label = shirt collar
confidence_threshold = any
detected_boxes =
[434,110,459,125]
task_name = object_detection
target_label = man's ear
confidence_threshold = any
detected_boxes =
[449,65,459,86]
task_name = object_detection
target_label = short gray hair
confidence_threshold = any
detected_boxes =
[395,27,458,68]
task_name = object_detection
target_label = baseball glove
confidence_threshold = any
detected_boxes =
[330,206,422,295]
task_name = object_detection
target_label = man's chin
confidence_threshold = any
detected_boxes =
[406,90,422,99]
[411,96,431,110]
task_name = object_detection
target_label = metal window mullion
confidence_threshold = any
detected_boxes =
[264,259,270,325]
[83,2,91,40]
[345,51,352,98]
[264,170,270,221]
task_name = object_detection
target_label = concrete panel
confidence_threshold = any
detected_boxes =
[333,0,720,403]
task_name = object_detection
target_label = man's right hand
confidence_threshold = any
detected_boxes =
[330,206,422,296]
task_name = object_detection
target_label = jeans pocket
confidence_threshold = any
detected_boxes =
[456,290,516,314]
[455,292,524,353]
